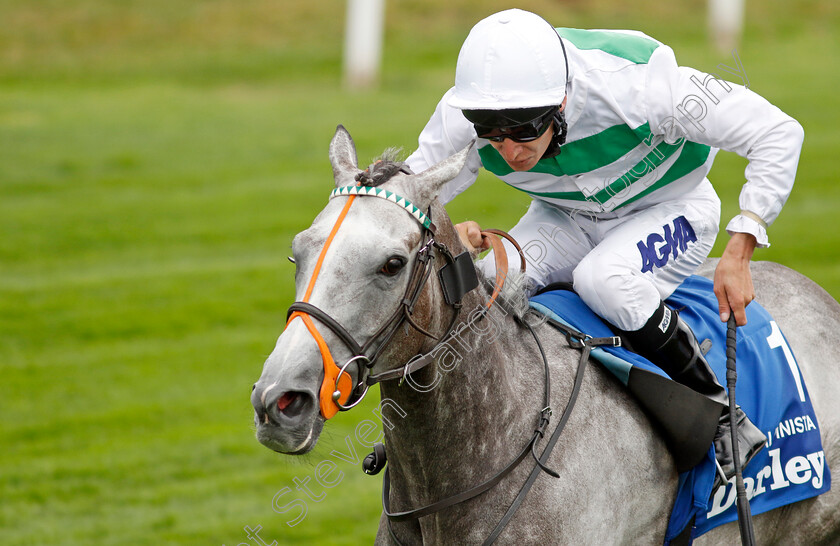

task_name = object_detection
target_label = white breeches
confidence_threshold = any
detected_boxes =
[478,179,721,331]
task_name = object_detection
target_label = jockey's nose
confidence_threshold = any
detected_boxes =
[498,138,521,159]
[498,137,533,165]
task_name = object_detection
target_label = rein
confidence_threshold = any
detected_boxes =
[380,314,621,545]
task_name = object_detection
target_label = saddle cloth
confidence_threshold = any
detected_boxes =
[529,275,831,543]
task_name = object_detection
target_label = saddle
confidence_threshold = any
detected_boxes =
[529,276,830,543]
[533,280,721,473]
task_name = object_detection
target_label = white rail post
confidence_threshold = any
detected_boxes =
[708,0,745,55]
[343,0,385,90]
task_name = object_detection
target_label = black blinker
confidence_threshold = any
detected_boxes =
[438,251,479,305]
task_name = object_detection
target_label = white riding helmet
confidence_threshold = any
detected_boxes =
[448,9,568,111]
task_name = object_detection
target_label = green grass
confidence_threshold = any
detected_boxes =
[1,1,839,544]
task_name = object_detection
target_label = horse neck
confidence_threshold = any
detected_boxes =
[372,201,547,504]
[378,291,545,504]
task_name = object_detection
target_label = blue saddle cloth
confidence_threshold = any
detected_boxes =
[529,275,831,543]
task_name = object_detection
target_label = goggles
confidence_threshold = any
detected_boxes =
[464,106,558,143]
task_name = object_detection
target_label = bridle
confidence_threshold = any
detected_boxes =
[285,181,514,419]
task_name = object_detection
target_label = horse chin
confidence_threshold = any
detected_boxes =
[256,417,324,455]
[257,419,324,455]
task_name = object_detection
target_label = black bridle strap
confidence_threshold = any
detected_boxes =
[366,233,519,386]
[360,229,441,364]
[365,306,462,386]
[382,437,535,522]
[286,301,364,356]
[285,223,468,409]
[285,226,435,368]
[362,238,463,371]
[483,322,596,545]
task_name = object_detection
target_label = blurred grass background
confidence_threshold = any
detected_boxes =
[1,1,838,544]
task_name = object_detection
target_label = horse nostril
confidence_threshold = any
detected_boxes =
[275,391,309,419]
[277,392,295,411]
[252,384,256,392]
[253,385,313,425]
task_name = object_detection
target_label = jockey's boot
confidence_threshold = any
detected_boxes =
[623,303,767,486]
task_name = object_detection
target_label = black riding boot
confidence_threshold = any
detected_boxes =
[623,303,766,486]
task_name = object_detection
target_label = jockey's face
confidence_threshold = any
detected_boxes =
[487,97,566,172]
[489,123,554,172]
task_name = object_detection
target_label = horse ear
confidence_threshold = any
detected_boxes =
[407,141,475,207]
[329,125,360,187]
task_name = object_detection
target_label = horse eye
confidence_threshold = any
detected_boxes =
[380,256,406,277]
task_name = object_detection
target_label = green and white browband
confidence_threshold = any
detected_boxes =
[330,185,433,231]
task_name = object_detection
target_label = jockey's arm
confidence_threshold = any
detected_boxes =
[645,45,804,325]
[407,92,490,256]
[714,232,757,325]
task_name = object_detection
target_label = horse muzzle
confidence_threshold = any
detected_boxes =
[251,381,321,454]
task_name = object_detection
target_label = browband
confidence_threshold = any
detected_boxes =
[330,185,436,233]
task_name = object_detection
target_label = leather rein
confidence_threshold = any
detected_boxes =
[379,309,621,545]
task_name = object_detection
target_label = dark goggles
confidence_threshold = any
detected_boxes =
[464,106,558,143]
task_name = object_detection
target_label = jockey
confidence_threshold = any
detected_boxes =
[405,9,802,483]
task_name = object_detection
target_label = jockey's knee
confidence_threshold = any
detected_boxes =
[572,257,624,319]
[572,258,659,331]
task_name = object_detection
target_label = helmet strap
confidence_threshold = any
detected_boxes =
[542,110,568,159]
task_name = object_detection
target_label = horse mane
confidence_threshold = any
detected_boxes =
[480,269,536,321]
[355,148,411,187]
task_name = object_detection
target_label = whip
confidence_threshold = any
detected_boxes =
[726,315,756,545]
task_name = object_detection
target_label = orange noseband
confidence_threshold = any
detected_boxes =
[286,194,357,419]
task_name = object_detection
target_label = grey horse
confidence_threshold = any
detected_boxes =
[251,126,840,544]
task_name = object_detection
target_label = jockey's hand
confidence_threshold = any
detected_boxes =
[713,232,758,326]
[455,221,490,254]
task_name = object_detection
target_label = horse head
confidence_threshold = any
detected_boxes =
[251,125,474,454]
